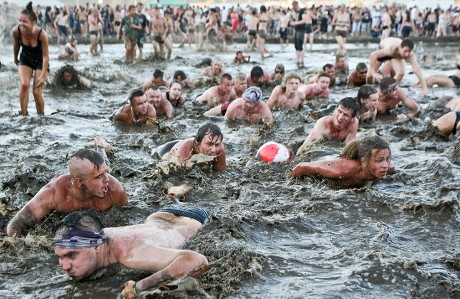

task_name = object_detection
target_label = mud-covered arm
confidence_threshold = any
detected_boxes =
[290,159,353,179]
[399,88,421,119]
[120,248,208,299]
[7,187,57,236]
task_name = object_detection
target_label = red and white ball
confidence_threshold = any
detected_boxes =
[256,142,291,163]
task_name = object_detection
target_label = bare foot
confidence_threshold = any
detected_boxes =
[94,136,115,155]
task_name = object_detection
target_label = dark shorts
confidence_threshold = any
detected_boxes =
[154,35,164,44]
[248,29,257,37]
[115,21,121,26]
[427,22,436,32]
[294,30,305,51]
[208,28,217,43]
[89,30,98,37]
[305,24,313,34]
[401,26,412,38]
[449,75,460,87]
[280,28,288,41]
[335,29,347,38]
[258,29,267,39]
[137,33,145,48]
[382,25,389,30]
[377,55,394,63]
[58,25,68,37]
[19,52,43,70]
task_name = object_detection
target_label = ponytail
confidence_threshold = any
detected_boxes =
[22,2,38,23]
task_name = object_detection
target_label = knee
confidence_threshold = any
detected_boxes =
[32,87,42,98]
[20,82,30,91]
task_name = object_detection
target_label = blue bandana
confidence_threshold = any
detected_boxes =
[52,228,107,248]
[243,87,262,104]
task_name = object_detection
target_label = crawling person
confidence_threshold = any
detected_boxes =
[53,206,210,298]
[357,84,379,123]
[348,62,368,87]
[291,136,393,188]
[225,86,274,124]
[195,73,236,107]
[267,72,305,110]
[233,50,250,64]
[377,77,421,120]
[48,65,91,89]
[58,37,80,61]
[112,89,157,126]
[160,123,227,171]
[298,72,331,100]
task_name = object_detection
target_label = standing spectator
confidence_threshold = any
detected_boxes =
[361,7,371,35]
[117,5,140,64]
[135,2,148,60]
[351,7,362,37]
[401,11,415,38]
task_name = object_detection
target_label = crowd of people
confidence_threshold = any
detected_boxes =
[5,1,460,298]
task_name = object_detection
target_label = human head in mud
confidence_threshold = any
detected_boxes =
[332,97,360,131]
[316,72,331,91]
[357,85,378,113]
[53,210,106,281]
[379,77,398,96]
[234,73,248,97]
[322,64,336,85]
[242,86,263,113]
[355,63,368,79]
[219,73,234,94]
[146,86,162,106]
[54,65,79,87]
[69,149,109,199]
[281,72,301,93]
[128,89,149,116]
[194,123,224,157]
[340,136,391,180]
[168,80,183,102]
[272,64,285,81]
[173,70,187,82]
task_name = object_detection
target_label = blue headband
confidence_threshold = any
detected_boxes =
[52,228,107,249]
[243,87,262,104]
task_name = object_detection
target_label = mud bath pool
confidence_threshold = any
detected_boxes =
[0,40,460,298]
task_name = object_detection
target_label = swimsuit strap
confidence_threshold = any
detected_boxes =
[37,28,43,42]
[17,25,22,45]
[453,111,460,135]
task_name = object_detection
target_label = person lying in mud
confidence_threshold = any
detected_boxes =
[202,58,224,78]
[47,65,91,89]
[202,74,247,117]
[6,147,128,237]
[163,80,185,107]
[334,54,349,76]
[160,123,227,171]
[431,110,460,138]
[299,72,331,100]
[271,64,285,83]
[143,69,170,91]
[172,70,195,89]
[233,51,250,64]
[348,62,368,87]
[112,89,157,126]
[146,86,173,119]
[247,66,272,88]
[195,73,237,107]
[357,84,378,123]
[366,37,428,97]
[267,72,305,110]
[377,77,421,120]
[53,206,210,299]
[415,56,460,88]
[308,64,336,86]
[291,136,393,188]
[297,97,360,155]
[57,37,79,61]
[225,86,274,125]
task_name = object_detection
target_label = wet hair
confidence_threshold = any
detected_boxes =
[338,97,360,117]
[220,73,233,83]
[281,72,301,91]
[235,73,247,83]
[317,72,331,80]
[195,123,223,144]
[355,62,367,71]
[357,84,377,103]
[53,65,81,88]
[148,85,160,92]
[401,38,414,50]
[173,70,187,80]
[379,77,397,91]
[340,136,390,167]
[323,64,334,71]
[69,148,105,176]
[274,63,285,73]
[128,89,145,104]
[251,66,264,78]
[153,69,164,79]
[22,2,38,23]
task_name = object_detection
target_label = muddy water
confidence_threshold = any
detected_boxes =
[0,38,459,299]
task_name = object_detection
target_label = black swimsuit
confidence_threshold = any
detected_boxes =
[18,26,45,70]
[449,75,460,87]
[452,112,460,135]
[377,56,394,63]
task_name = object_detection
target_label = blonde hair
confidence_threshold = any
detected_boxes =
[281,72,302,92]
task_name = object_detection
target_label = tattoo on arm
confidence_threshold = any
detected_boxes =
[8,206,39,236]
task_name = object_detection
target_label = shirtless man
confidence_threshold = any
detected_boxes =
[195,73,236,107]
[202,58,224,79]
[203,73,246,117]
[366,37,428,97]
[377,76,421,120]
[112,89,157,126]
[225,86,274,124]
[246,9,258,50]
[296,97,360,155]
[267,72,305,110]
[150,5,167,59]
[117,5,141,64]
[88,8,101,56]
[146,86,174,119]
[163,9,175,60]
[247,66,272,88]
[380,7,392,40]
[334,54,349,76]
[161,123,227,171]
[348,63,368,87]
[7,148,128,236]
[206,8,219,49]
[53,206,209,299]
[143,69,170,91]
[299,72,331,100]
[416,55,460,88]
[310,64,336,86]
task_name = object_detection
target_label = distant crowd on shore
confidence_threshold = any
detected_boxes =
[1,1,460,47]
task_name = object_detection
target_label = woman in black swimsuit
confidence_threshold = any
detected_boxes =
[12,2,49,116]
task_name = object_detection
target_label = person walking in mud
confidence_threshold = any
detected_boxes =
[88,8,102,56]
[117,5,141,64]
[291,1,309,68]
[164,9,174,60]
[206,8,219,50]
[331,5,350,55]
[366,37,428,97]
[53,207,210,298]
[7,146,128,237]
[135,2,148,61]
[150,5,167,60]
[160,123,227,171]
[257,5,274,60]
[113,89,157,126]
[296,97,359,155]
[13,2,49,116]
[291,136,393,188]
